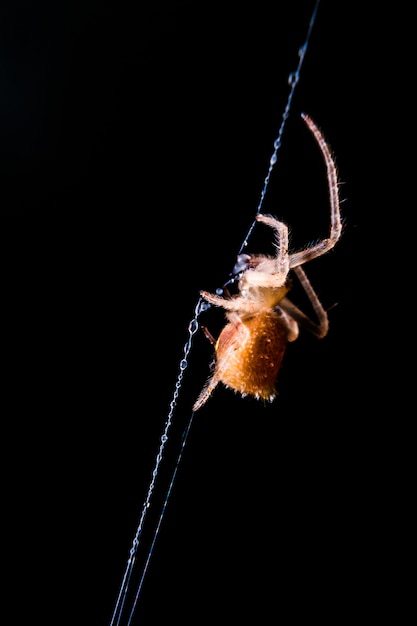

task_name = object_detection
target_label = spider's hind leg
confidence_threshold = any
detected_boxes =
[193,374,221,412]
[280,265,329,339]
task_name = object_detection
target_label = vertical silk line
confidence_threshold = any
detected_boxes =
[125,410,197,626]
[109,2,321,624]
[238,0,321,256]
[109,300,203,626]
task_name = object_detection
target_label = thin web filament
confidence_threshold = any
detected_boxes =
[238,0,320,255]
[109,2,321,624]
[109,298,203,626]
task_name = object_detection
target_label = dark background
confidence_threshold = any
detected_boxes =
[2,1,404,624]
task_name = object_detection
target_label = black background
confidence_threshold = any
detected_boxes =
[2,1,404,624]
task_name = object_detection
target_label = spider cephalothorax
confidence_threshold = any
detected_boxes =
[193,113,342,411]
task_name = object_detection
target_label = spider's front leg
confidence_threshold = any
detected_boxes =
[198,291,252,350]
[241,214,290,289]
[199,290,259,315]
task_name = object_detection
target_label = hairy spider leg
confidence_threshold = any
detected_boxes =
[289,113,341,268]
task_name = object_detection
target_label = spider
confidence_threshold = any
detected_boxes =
[193,113,342,412]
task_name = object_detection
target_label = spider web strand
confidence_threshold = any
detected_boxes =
[110,2,321,623]
[238,0,321,256]
[125,409,197,626]
[109,300,202,626]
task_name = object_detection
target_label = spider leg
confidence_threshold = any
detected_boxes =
[255,214,289,275]
[240,215,289,289]
[193,374,221,412]
[193,311,249,411]
[289,114,342,269]
[275,307,299,342]
[200,325,216,345]
[279,265,328,338]
[200,290,259,314]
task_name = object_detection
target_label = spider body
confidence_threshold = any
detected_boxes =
[215,309,289,401]
[193,113,342,411]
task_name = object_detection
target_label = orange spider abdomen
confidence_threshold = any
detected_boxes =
[215,310,289,401]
